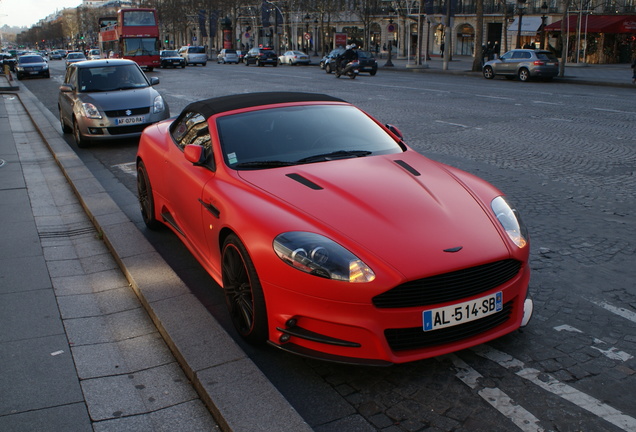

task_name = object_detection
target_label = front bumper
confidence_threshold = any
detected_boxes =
[263,262,531,365]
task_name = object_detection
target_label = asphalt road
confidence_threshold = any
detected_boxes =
[23,59,636,431]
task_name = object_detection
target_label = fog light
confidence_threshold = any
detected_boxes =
[280,334,291,343]
[286,318,297,328]
[88,127,104,135]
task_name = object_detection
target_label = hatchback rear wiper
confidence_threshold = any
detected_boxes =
[297,150,372,164]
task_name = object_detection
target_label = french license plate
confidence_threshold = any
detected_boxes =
[115,116,145,125]
[423,292,502,331]
[172,60,180,64]
[29,71,39,75]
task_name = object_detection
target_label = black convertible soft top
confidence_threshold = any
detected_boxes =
[184,92,346,119]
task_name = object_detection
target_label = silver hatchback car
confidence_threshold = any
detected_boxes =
[58,59,170,148]
[483,49,559,82]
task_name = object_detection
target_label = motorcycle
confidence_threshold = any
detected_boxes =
[335,60,359,79]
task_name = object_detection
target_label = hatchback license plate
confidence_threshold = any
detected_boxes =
[115,116,145,125]
[423,292,502,331]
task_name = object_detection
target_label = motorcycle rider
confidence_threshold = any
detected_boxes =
[338,44,358,73]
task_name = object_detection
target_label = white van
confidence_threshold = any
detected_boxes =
[178,46,207,66]
[87,49,101,60]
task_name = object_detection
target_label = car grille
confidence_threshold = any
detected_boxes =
[104,107,150,117]
[106,124,149,135]
[372,259,522,309]
[385,301,513,351]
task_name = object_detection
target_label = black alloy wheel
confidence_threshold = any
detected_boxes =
[222,234,268,344]
[136,161,162,230]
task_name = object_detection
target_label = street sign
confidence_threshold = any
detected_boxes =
[304,33,311,41]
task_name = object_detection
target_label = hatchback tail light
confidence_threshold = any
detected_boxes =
[533,60,545,66]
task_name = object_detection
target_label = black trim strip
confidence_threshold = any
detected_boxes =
[276,326,361,347]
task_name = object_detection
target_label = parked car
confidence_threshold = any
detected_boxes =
[321,48,344,72]
[65,51,87,68]
[236,50,245,63]
[87,48,102,60]
[244,47,278,66]
[278,50,310,65]
[483,49,559,82]
[356,50,378,75]
[160,50,185,68]
[15,54,50,80]
[58,59,169,148]
[217,49,239,64]
[135,91,533,365]
[1,52,17,71]
[178,45,207,66]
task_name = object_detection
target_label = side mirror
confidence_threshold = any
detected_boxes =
[385,124,403,140]
[59,83,73,93]
[149,76,160,86]
[184,144,215,170]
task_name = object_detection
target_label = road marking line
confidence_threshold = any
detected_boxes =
[554,324,633,362]
[589,300,636,324]
[473,345,636,432]
[112,161,136,175]
[435,120,470,128]
[448,354,544,431]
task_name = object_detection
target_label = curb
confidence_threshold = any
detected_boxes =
[9,86,312,432]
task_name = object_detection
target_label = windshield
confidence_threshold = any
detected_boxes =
[123,38,159,56]
[162,50,179,57]
[78,64,149,92]
[19,56,44,64]
[217,105,403,170]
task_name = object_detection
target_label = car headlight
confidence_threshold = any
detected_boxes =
[43,64,49,70]
[80,102,102,119]
[491,196,528,248]
[153,95,165,113]
[273,232,375,283]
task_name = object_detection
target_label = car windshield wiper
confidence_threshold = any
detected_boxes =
[297,150,372,164]
[233,160,297,169]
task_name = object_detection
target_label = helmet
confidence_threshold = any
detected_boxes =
[345,45,351,50]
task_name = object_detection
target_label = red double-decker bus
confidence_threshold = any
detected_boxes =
[99,8,160,71]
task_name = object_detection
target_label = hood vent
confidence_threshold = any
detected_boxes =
[286,173,323,190]
[393,159,421,176]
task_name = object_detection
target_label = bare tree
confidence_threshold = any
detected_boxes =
[472,0,484,71]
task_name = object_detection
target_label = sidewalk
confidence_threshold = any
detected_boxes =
[0,59,631,431]
[376,54,635,87]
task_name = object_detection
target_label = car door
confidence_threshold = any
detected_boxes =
[58,66,78,126]
[496,51,516,75]
[164,111,215,258]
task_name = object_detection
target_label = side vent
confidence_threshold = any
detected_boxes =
[286,173,323,190]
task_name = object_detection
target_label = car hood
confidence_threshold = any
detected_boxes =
[79,88,157,110]
[238,152,510,277]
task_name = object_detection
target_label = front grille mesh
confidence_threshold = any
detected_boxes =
[385,301,513,351]
[372,259,522,309]
[104,107,150,117]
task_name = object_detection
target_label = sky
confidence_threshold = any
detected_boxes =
[1,0,82,28]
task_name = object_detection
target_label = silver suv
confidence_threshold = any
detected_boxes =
[483,49,559,82]
[178,46,207,66]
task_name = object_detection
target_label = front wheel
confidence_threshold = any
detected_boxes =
[483,66,495,79]
[72,118,89,148]
[325,63,332,74]
[137,161,162,230]
[222,234,268,344]
[518,68,530,82]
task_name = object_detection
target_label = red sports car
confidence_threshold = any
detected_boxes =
[136,92,533,365]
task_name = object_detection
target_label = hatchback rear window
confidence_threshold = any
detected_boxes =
[225,49,237,54]
[536,53,557,61]
[189,47,206,53]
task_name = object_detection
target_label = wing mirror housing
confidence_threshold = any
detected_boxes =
[149,76,159,86]
[184,144,215,170]
[385,124,403,140]
[59,83,74,93]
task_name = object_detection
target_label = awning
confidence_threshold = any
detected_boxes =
[545,15,636,34]
[507,17,543,35]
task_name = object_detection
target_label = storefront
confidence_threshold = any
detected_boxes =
[545,15,636,63]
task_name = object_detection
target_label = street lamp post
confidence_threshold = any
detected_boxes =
[516,0,526,49]
[540,1,548,49]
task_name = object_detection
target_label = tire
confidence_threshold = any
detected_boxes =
[222,234,268,344]
[59,107,71,134]
[136,161,162,230]
[325,63,332,74]
[72,118,89,148]
[518,68,530,82]
[370,70,377,76]
[202,62,207,67]
[483,65,495,79]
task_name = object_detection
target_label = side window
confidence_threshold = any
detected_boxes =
[501,51,513,60]
[171,111,211,152]
[522,52,532,59]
